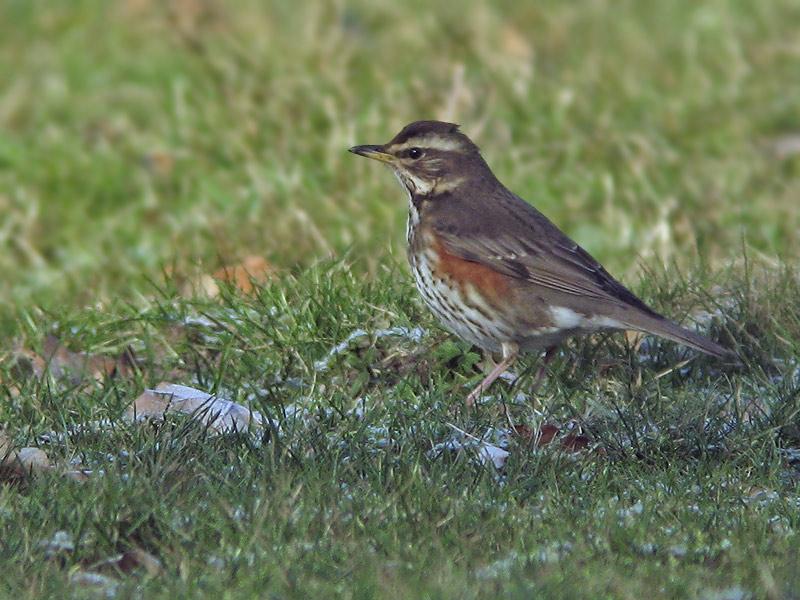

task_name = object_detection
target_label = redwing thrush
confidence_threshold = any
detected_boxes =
[350,121,730,405]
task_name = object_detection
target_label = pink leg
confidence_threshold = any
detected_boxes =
[528,345,558,395]
[466,342,519,406]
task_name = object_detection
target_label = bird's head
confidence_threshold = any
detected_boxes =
[349,121,490,197]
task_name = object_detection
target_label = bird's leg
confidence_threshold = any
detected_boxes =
[528,345,558,396]
[466,342,519,407]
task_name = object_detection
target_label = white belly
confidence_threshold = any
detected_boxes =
[408,241,512,353]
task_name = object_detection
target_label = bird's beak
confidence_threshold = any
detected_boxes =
[348,144,394,164]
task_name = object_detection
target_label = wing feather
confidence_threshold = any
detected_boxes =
[432,194,658,316]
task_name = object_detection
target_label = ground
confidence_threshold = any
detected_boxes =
[1,1,799,598]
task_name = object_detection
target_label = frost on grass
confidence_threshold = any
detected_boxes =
[52,325,596,475]
[429,424,510,469]
[616,500,644,522]
[70,571,119,598]
[474,542,574,580]
[699,587,751,600]
[38,530,75,558]
[11,312,795,491]
[314,326,426,371]
[474,552,520,580]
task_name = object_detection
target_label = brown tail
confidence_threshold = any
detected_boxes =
[622,312,732,359]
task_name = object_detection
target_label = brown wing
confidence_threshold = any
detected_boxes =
[432,199,659,317]
[426,185,731,358]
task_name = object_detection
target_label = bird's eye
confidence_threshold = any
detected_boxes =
[408,148,423,159]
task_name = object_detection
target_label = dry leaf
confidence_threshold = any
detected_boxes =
[10,336,136,385]
[142,151,175,177]
[171,256,275,298]
[8,348,46,380]
[2,430,91,483]
[212,255,276,294]
[90,547,164,576]
[511,423,558,446]
[536,423,560,446]
[1,431,52,481]
[116,548,163,576]
[560,433,591,451]
[511,423,592,452]
[191,274,220,298]
[126,382,264,434]
[15,447,51,471]
[42,335,119,381]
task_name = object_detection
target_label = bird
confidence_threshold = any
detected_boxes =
[349,121,731,405]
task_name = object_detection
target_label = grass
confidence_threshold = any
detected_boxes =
[1,1,800,598]
[1,0,799,312]
[2,266,799,598]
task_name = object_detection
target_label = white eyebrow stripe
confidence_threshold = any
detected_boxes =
[389,136,466,153]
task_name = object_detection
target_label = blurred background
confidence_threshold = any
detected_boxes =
[1,0,798,312]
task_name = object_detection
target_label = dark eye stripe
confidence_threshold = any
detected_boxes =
[388,144,463,160]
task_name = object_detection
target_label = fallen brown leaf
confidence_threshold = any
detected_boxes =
[1,430,51,482]
[510,423,592,452]
[10,336,136,386]
[560,433,591,451]
[212,255,276,294]
[536,423,560,446]
[142,151,175,177]
[188,273,221,298]
[43,334,118,381]
[1,429,91,483]
[169,255,276,298]
[91,547,164,577]
[126,382,264,434]
[511,423,558,446]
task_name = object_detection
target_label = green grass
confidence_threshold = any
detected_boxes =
[2,265,799,598]
[1,0,799,312]
[1,1,800,598]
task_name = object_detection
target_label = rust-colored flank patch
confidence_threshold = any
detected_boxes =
[431,234,511,303]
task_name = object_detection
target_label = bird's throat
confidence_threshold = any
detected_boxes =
[393,168,434,198]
